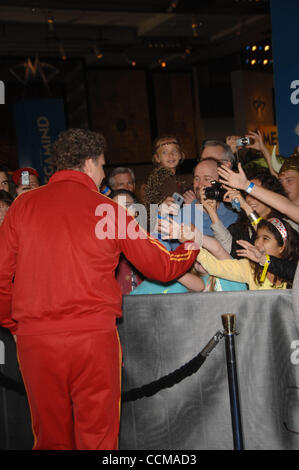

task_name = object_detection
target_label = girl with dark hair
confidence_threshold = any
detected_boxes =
[195,217,299,290]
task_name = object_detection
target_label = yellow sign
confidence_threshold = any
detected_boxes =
[259,125,279,155]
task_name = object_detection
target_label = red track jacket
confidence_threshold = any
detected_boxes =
[0,170,199,335]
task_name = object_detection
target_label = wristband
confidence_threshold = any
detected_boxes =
[101,185,110,195]
[245,182,255,194]
[248,211,262,227]
[251,217,262,227]
[260,254,270,283]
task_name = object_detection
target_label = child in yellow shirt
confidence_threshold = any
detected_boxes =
[195,218,299,290]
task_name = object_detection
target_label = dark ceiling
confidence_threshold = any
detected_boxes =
[0,0,272,70]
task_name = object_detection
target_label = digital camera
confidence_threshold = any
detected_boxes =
[235,137,254,147]
[204,181,226,202]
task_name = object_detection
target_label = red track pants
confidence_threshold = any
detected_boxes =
[16,328,122,450]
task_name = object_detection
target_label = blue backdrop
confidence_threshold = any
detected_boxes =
[13,99,65,184]
[270,0,299,157]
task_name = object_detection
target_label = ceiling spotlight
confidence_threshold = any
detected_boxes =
[59,45,67,61]
[93,47,103,60]
[167,0,179,12]
[251,45,257,51]
[131,60,136,67]
[191,18,202,38]
[250,59,256,65]
[263,59,269,65]
[264,45,270,51]
[161,61,167,68]
[47,15,55,36]
[47,17,54,28]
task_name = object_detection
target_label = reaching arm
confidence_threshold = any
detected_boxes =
[159,215,231,260]
[178,272,205,292]
[246,130,278,177]
[195,248,251,284]
[236,240,297,282]
[202,234,231,260]
[118,209,199,283]
[218,163,299,223]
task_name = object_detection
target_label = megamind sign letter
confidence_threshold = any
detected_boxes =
[14,99,65,184]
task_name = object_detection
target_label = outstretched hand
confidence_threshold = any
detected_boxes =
[159,217,203,247]
[236,239,267,265]
[159,196,180,217]
[218,162,249,191]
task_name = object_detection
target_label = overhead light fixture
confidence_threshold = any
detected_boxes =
[131,60,136,67]
[167,0,179,12]
[161,61,167,68]
[263,59,269,65]
[93,47,103,60]
[264,44,270,51]
[191,17,202,38]
[192,22,199,37]
[250,59,256,65]
[59,44,67,61]
[46,14,56,37]
[251,45,257,51]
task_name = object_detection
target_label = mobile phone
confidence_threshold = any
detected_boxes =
[172,192,184,209]
[21,171,30,186]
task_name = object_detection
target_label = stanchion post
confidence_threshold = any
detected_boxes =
[221,314,244,450]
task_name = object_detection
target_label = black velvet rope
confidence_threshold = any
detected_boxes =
[0,352,207,401]
[0,331,223,402]
[121,350,206,403]
[122,330,224,403]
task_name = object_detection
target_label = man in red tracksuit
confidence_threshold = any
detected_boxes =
[0,128,199,450]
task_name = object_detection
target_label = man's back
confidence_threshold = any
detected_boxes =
[1,170,124,335]
[1,169,199,336]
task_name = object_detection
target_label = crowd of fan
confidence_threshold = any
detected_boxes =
[1,130,299,297]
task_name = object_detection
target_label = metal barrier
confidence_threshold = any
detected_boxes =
[0,289,298,450]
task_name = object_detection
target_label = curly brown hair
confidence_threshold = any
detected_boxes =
[52,128,107,171]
